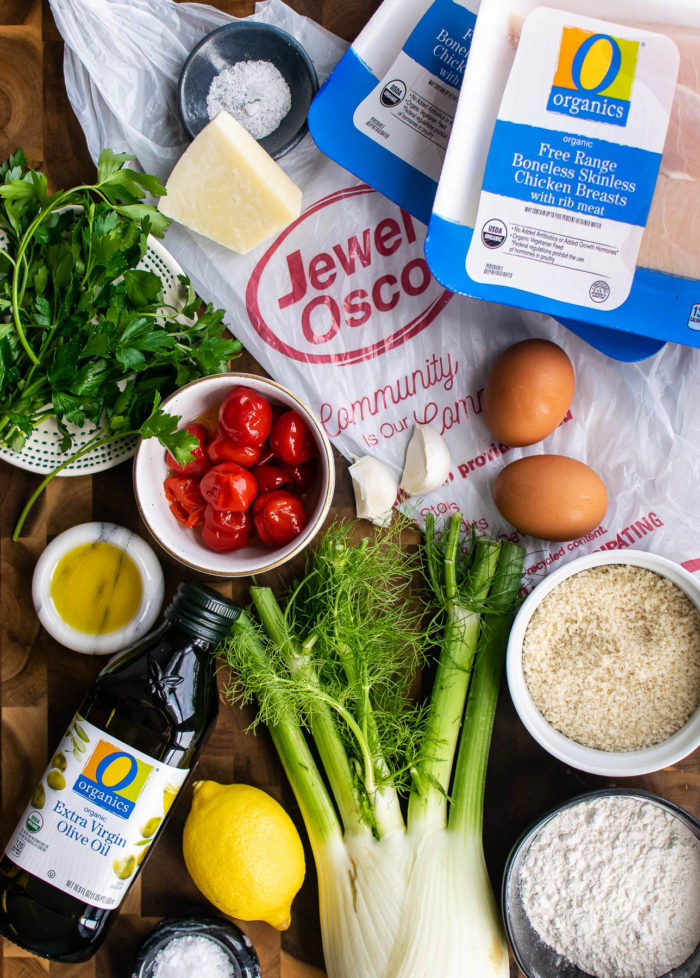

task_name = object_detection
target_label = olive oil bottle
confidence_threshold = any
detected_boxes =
[0,582,240,962]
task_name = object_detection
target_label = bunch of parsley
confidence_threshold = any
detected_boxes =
[0,149,241,537]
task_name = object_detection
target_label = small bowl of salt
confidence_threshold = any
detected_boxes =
[178,21,318,160]
[131,915,260,978]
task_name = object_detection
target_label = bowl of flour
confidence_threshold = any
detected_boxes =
[502,789,700,978]
[178,21,318,159]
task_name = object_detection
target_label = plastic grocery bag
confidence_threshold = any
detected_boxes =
[308,0,480,224]
[50,0,700,572]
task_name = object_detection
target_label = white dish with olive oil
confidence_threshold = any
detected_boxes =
[32,522,164,654]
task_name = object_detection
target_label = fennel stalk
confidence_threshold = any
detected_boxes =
[218,515,525,978]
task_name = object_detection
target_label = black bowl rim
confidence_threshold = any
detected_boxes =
[501,787,700,978]
[131,913,261,978]
[177,20,319,158]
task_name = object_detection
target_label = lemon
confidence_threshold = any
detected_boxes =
[183,781,305,930]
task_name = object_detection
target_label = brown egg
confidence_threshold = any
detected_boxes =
[493,455,607,541]
[483,339,575,446]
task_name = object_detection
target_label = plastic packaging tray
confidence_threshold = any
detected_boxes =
[425,0,700,359]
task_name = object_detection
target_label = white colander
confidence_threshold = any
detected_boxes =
[0,233,184,476]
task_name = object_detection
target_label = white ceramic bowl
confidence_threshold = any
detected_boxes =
[507,550,700,776]
[32,522,164,654]
[133,374,335,577]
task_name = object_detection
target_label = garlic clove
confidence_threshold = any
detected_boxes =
[348,455,399,527]
[400,424,451,496]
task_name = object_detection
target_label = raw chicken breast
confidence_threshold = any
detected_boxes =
[637,173,700,277]
[638,24,700,277]
[653,24,700,181]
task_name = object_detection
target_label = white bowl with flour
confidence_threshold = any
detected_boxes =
[506,549,700,776]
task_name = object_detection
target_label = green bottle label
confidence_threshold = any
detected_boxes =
[4,717,187,909]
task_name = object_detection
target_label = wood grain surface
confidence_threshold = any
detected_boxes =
[1,2,698,977]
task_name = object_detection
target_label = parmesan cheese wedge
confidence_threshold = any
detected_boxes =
[159,111,302,255]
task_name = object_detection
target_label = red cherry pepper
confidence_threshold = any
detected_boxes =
[165,423,210,477]
[255,448,275,467]
[200,462,258,513]
[269,410,318,465]
[163,476,206,527]
[250,464,293,494]
[282,458,317,492]
[201,507,251,552]
[207,431,262,468]
[252,490,307,547]
[270,402,287,422]
[219,386,272,447]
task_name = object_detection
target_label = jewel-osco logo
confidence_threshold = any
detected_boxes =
[245,185,451,365]
[547,27,639,126]
[73,741,152,819]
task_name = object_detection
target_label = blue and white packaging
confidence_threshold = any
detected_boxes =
[426,0,700,354]
[308,0,479,224]
[467,10,678,309]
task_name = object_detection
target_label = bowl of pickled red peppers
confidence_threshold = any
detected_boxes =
[133,374,335,576]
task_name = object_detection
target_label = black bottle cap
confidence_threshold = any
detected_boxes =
[166,582,242,644]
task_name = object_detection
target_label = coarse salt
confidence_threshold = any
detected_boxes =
[206,60,292,140]
[151,934,235,978]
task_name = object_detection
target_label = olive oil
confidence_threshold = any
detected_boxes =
[0,583,240,963]
[50,542,143,634]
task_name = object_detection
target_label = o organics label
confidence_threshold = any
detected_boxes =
[73,741,153,819]
[548,27,639,126]
[3,716,187,910]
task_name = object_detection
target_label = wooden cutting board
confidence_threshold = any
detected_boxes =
[0,2,698,977]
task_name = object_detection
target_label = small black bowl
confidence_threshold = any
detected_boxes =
[131,915,260,978]
[501,788,700,978]
[178,21,318,160]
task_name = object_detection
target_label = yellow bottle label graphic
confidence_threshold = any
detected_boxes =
[4,717,187,909]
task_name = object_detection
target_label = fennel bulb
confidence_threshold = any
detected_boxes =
[316,832,413,978]
[219,516,524,978]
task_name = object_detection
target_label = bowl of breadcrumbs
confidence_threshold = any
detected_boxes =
[507,550,700,775]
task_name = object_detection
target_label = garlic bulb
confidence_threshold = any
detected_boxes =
[400,424,451,496]
[348,456,399,527]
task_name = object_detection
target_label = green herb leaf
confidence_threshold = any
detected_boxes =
[0,171,46,202]
[178,274,201,319]
[94,210,119,236]
[96,149,136,183]
[0,149,27,181]
[34,294,51,326]
[0,148,239,539]
[33,263,49,295]
[52,391,87,427]
[111,203,169,238]
[100,167,166,201]
[140,406,198,467]
[123,269,163,307]
[70,359,111,397]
